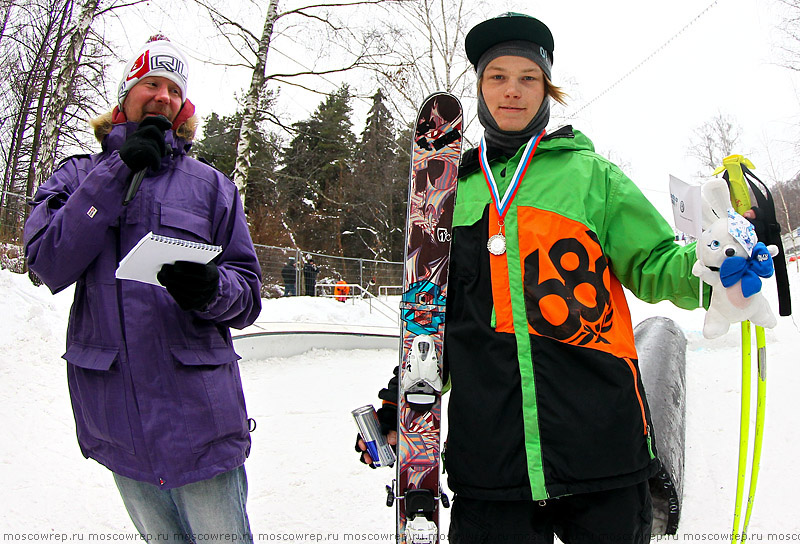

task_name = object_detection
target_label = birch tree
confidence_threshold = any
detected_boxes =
[192,100,283,245]
[0,0,13,45]
[774,173,800,235]
[0,0,130,244]
[1,0,74,238]
[35,0,100,190]
[194,0,401,206]
[233,0,278,205]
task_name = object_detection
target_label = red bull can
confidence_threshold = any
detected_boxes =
[352,404,396,468]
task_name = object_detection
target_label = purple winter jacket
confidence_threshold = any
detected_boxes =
[24,122,262,489]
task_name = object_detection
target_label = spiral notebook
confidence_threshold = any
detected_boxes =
[115,231,222,287]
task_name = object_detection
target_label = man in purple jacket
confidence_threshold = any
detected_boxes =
[23,36,262,540]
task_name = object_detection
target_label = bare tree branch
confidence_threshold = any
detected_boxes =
[687,112,744,176]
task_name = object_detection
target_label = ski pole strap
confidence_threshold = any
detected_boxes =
[740,165,791,316]
[720,167,792,317]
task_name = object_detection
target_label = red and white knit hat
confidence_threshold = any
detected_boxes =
[117,35,189,109]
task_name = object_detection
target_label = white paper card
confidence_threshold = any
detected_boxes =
[669,175,702,239]
[115,231,222,287]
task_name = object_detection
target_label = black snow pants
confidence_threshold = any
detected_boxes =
[449,480,652,544]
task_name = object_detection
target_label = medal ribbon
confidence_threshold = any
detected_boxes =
[478,129,545,222]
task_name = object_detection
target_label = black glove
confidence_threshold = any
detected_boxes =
[119,115,172,173]
[376,405,397,435]
[157,260,220,311]
[355,404,397,469]
[745,207,769,244]
[355,434,376,468]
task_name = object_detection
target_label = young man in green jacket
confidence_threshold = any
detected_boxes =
[361,12,706,543]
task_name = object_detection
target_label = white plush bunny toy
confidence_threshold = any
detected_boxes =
[691,178,779,339]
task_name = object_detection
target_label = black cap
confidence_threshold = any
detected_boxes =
[465,12,554,70]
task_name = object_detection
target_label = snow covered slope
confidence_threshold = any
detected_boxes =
[2,267,799,538]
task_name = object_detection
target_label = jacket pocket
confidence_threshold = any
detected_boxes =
[449,206,488,280]
[159,204,213,244]
[63,344,135,454]
[171,347,248,453]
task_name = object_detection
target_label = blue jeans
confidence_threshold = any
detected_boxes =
[113,466,252,543]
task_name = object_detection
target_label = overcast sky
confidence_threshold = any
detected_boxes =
[109,0,800,221]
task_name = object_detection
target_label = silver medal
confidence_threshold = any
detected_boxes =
[478,133,543,258]
[487,233,506,256]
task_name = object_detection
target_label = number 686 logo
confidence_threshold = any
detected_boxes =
[523,230,614,347]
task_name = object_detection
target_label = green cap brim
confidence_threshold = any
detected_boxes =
[465,13,554,69]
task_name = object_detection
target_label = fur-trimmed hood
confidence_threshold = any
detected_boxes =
[89,104,198,144]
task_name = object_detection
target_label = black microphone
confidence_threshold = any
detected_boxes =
[123,115,173,206]
[123,169,146,206]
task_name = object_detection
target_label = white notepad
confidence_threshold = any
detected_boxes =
[115,231,222,287]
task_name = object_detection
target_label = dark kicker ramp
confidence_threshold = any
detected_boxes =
[635,316,687,535]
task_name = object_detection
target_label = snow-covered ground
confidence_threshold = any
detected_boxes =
[2,265,799,540]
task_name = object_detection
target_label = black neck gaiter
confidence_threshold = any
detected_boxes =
[477,91,550,156]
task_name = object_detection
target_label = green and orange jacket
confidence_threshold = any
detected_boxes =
[442,126,702,501]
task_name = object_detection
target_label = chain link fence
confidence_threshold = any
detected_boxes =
[1,191,404,294]
[254,244,403,299]
[1,191,26,242]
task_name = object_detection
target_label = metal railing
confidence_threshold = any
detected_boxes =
[379,285,403,299]
[253,243,403,299]
[316,282,400,323]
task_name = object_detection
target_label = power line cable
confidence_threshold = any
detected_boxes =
[567,0,720,118]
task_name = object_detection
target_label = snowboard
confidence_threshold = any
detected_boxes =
[394,92,462,544]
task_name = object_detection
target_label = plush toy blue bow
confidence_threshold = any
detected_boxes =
[719,242,775,298]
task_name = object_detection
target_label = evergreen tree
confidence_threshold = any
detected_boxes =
[193,112,240,177]
[346,89,406,261]
[279,85,356,254]
[193,99,282,245]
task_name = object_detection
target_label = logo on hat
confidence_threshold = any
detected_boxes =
[465,12,555,72]
[118,36,190,108]
[152,54,187,83]
[126,50,150,82]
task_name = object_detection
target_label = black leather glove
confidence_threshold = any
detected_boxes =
[119,115,172,173]
[157,260,220,311]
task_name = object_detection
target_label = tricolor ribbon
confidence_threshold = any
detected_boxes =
[478,130,545,222]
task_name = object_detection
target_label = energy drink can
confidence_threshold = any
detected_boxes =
[352,404,396,468]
